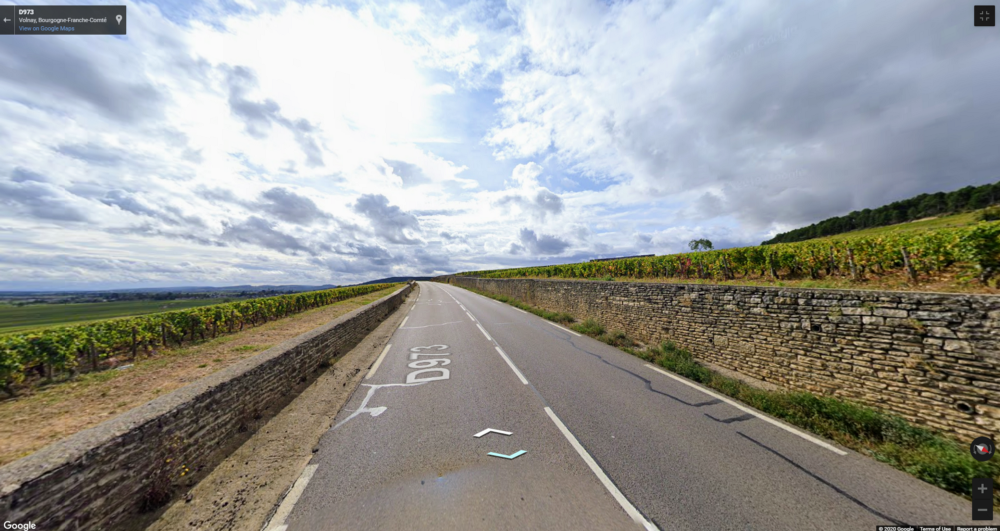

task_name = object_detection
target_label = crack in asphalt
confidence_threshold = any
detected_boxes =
[539,324,730,409]
[705,412,755,424]
[736,432,906,525]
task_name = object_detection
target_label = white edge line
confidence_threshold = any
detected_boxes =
[494,346,529,385]
[513,307,528,314]
[547,320,582,337]
[265,464,319,531]
[643,364,848,455]
[399,316,409,328]
[544,407,657,530]
[476,323,493,342]
[365,343,392,380]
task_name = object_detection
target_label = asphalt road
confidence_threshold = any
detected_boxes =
[271,281,979,531]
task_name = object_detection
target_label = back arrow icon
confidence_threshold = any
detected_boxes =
[3,18,10,23]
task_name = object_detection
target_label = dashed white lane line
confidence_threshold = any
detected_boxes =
[547,320,582,337]
[643,364,847,455]
[442,287,525,384]
[544,407,658,530]
[446,285,578,337]
[365,343,393,380]
[265,464,319,531]
[494,346,529,385]
[400,316,409,328]
[476,323,494,342]
[440,284,658,528]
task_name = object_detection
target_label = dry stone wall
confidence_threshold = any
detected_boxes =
[0,282,413,531]
[446,277,1000,440]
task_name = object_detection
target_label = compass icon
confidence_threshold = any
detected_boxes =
[971,436,995,462]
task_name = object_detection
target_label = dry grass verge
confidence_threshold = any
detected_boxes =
[0,285,400,467]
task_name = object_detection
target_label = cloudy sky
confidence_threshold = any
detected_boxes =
[1,0,998,290]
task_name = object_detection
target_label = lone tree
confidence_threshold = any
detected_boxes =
[688,238,714,251]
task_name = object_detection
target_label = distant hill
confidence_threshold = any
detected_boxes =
[590,254,654,262]
[762,180,1000,245]
[109,284,338,293]
[355,276,433,285]
[0,277,431,297]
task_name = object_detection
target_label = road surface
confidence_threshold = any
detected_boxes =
[268,281,977,530]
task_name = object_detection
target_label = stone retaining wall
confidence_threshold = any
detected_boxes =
[0,282,413,530]
[446,277,999,440]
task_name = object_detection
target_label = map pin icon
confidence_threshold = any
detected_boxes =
[116,14,122,25]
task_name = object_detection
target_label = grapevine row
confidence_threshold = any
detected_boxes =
[0,283,400,395]
[460,222,1000,286]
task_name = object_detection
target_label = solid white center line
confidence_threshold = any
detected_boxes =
[494,346,529,385]
[643,364,847,455]
[365,343,393,380]
[264,464,319,531]
[544,407,658,530]
[547,320,582,337]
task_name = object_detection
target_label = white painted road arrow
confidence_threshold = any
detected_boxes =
[474,428,513,438]
[488,450,527,460]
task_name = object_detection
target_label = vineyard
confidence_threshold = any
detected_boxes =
[0,283,399,396]
[459,222,1000,288]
